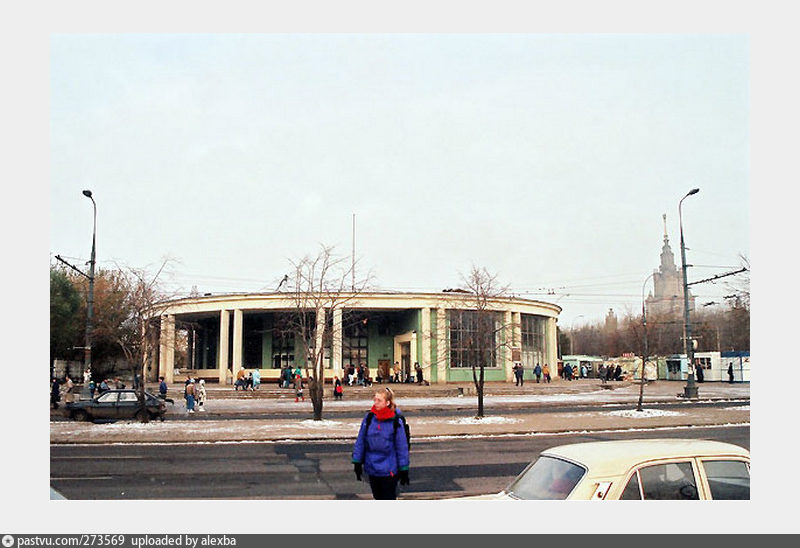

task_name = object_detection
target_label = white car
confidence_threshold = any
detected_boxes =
[462,439,749,500]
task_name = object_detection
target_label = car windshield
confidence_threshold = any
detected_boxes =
[506,455,586,500]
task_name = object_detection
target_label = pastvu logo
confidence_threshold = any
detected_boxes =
[2,535,14,547]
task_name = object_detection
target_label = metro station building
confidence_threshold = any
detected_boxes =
[150,292,561,385]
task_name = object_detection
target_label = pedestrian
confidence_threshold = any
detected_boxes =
[50,377,61,409]
[605,365,614,382]
[516,362,525,386]
[114,378,125,389]
[197,379,207,412]
[533,363,542,383]
[133,373,141,390]
[235,368,247,391]
[696,361,705,383]
[334,376,343,400]
[393,362,401,383]
[357,364,365,386]
[158,376,174,404]
[352,387,410,500]
[598,364,606,383]
[728,363,734,384]
[614,364,623,381]
[564,363,573,381]
[252,368,261,390]
[580,364,587,379]
[99,379,110,394]
[294,374,304,402]
[543,363,551,383]
[64,376,75,404]
[83,368,92,384]
[185,379,196,414]
[414,362,423,384]
[88,378,96,399]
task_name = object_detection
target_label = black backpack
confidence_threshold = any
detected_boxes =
[366,411,411,449]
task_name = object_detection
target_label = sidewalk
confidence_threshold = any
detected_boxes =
[50,379,749,445]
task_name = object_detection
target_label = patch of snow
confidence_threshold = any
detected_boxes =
[447,416,521,425]
[605,409,683,418]
[723,405,749,411]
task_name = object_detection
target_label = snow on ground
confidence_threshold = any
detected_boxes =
[446,416,521,425]
[723,405,749,411]
[604,408,683,418]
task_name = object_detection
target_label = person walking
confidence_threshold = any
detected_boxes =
[393,362,401,383]
[533,363,542,383]
[252,369,261,390]
[564,363,573,381]
[64,376,75,404]
[294,374,304,402]
[414,362,423,384]
[185,379,196,414]
[334,376,343,400]
[158,376,174,404]
[88,379,96,399]
[352,387,410,500]
[728,363,735,384]
[196,379,207,412]
[50,377,61,409]
[542,363,551,383]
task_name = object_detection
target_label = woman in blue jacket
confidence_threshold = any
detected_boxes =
[352,387,410,500]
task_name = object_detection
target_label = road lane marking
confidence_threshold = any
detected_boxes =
[51,456,144,460]
[51,476,115,480]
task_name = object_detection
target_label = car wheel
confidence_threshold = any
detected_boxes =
[134,409,150,422]
[72,410,89,422]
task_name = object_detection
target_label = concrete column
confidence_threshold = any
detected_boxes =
[333,307,343,378]
[160,315,176,384]
[187,329,195,371]
[420,307,431,382]
[504,310,514,383]
[436,307,447,384]
[546,317,558,373]
[218,310,230,384]
[232,309,244,373]
[513,311,522,380]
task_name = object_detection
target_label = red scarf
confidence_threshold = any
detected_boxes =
[370,405,395,421]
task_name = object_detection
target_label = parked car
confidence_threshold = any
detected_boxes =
[459,439,749,500]
[65,389,167,422]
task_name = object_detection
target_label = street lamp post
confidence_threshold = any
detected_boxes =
[679,188,699,399]
[83,190,97,375]
[637,273,655,411]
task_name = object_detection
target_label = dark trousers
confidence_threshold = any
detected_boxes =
[368,475,400,500]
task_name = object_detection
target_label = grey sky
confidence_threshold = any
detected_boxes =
[50,34,748,325]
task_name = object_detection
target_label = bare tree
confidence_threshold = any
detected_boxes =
[453,266,513,418]
[286,245,371,421]
[113,259,179,422]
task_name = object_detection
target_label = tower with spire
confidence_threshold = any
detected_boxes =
[646,214,695,316]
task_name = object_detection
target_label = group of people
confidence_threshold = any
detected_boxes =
[344,364,372,387]
[180,376,207,414]
[234,368,262,391]
[597,364,624,382]
[279,365,302,389]
[511,363,552,385]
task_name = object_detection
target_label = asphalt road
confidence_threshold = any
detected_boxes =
[50,425,749,500]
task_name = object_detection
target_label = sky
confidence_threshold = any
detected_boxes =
[49,33,749,326]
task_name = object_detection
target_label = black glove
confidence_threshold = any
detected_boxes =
[399,469,410,486]
[354,462,363,481]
